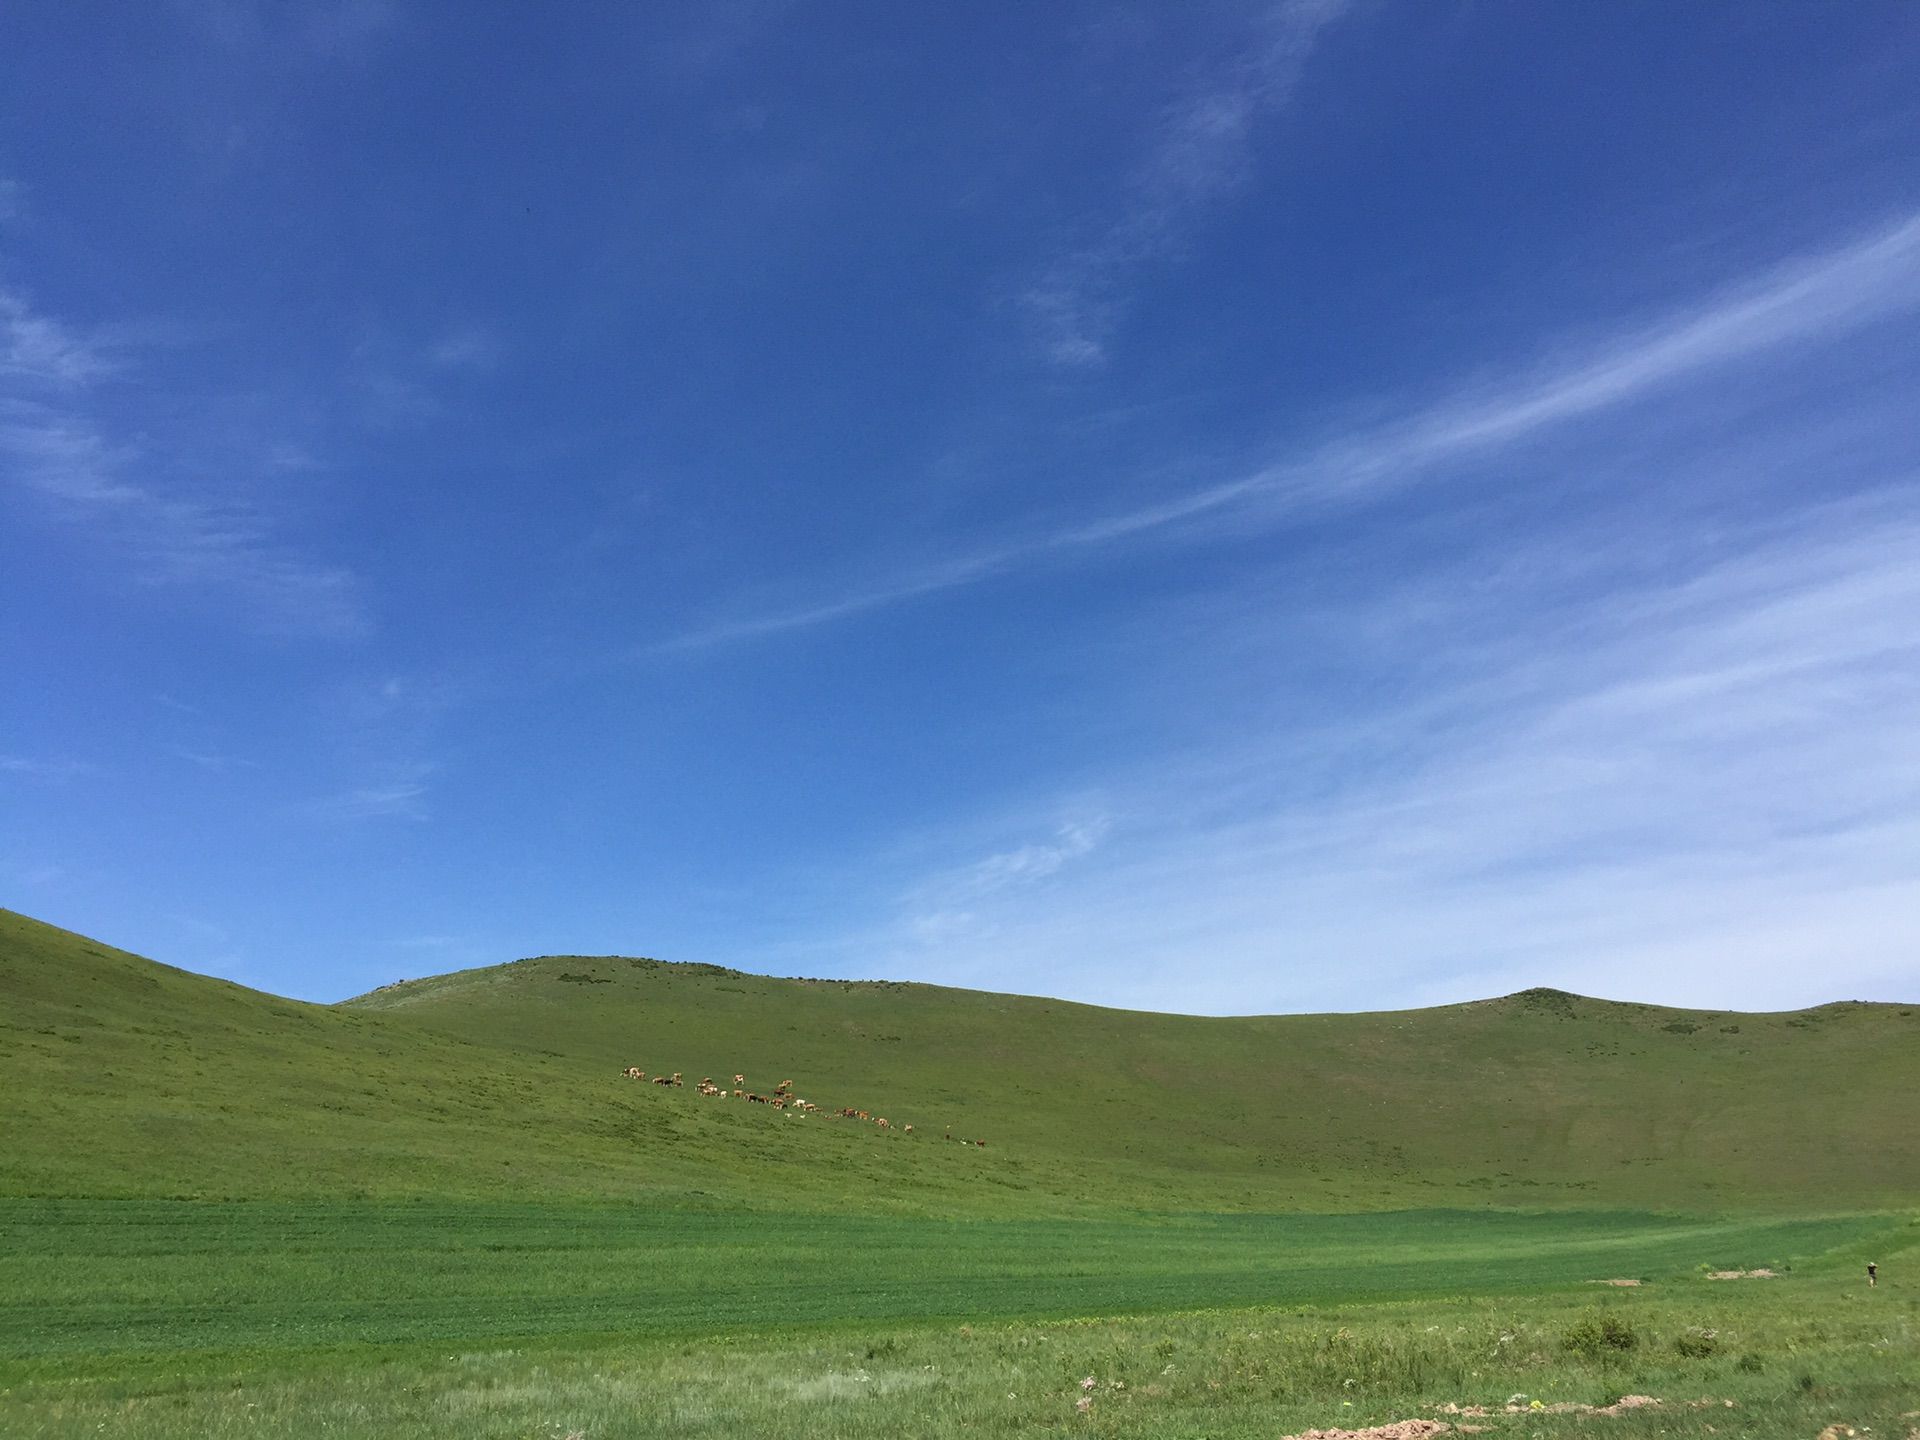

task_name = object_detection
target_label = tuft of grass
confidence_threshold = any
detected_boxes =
[1673,1326,1718,1357]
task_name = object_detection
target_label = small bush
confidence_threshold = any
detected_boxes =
[1674,1329,1718,1358]
[1735,1352,1764,1373]
[1563,1313,1638,1357]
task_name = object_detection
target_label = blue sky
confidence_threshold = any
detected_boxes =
[4,2,1919,1013]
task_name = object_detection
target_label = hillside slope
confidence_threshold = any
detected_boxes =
[352,948,1920,1211]
[5,908,1916,1211]
[0,911,1010,1211]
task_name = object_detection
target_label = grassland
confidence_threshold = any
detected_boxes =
[1,1209,1912,1438]
[6,908,1918,1213]
[2,908,1915,1436]
[3,1201,1882,1362]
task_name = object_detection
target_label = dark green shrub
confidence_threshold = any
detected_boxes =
[1674,1328,1718,1358]
[1563,1313,1638,1357]
[1735,1352,1764,1373]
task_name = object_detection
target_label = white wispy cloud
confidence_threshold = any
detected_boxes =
[854,492,1920,1013]
[179,0,397,58]
[903,816,1110,947]
[346,322,502,426]
[0,290,124,386]
[306,778,432,822]
[665,212,1920,651]
[168,747,261,773]
[0,755,98,783]
[301,674,465,824]
[0,282,366,637]
[1023,0,1351,367]
[428,325,501,371]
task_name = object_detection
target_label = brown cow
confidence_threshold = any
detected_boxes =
[622,1067,645,1080]
[732,1074,746,1086]
[875,1117,890,1130]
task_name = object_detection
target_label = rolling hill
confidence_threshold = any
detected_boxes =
[3,906,1915,1212]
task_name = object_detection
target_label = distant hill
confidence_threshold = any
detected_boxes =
[3,907,1915,1212]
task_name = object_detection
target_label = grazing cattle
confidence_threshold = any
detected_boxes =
[652,1074,672,1086]
[903,1124,912,1134]
[732,1074,746,1086]
[975,1139,985,1147]
[746,1092,769,1104]
[774,1079,793,1094]
[622,1067,644,1080]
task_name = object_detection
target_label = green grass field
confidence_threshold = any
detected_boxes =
[1,1207,1912,1438]
[3,1202,1881,1361]
[2,908,1915,1436]
[7,908,1918,1214]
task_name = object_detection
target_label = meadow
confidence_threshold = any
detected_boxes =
[4,911,1916,1436]
[0,1204,1911,1438]
[8,909,1918,1216]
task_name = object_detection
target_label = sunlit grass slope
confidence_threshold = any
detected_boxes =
[0,911,1029,1211]
[4,907,1916,1210]
[351,945,1920,1211]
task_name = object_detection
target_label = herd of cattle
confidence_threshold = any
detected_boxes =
[620,1068,988,1146]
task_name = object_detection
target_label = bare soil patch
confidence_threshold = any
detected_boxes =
[1439,1395,1662,1418]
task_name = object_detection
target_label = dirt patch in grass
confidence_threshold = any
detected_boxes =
[1440,1395,1662,1418]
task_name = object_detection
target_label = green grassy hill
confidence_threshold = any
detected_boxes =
[3,907,1915,1212]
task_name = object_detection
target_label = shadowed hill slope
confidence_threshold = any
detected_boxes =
[5,908,1916,1211]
